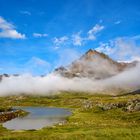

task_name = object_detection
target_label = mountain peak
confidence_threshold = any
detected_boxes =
[54,48,137,79]
[85,49,98,56]
[82,49,107,60]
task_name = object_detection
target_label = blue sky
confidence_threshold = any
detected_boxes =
[0,0,140,75]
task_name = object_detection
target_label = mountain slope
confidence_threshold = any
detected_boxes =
[54,49,138,79]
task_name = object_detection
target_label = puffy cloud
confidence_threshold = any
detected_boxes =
[33,33,48,38]
[53,36,69,46]
[0,30,26,39]
[52,24,104,47]
[0,16,26,39]
[96,42,115,55]
[96,36,140,61]
[72,24,104,46]
[87,24,104,40]
[72,32,84,46]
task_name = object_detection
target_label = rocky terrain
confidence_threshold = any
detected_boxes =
[83,98,140,112]
[0,108,28,123]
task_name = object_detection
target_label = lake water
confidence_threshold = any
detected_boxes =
[3,107,71,130]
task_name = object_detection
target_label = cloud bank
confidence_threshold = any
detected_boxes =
[0,62,140,96]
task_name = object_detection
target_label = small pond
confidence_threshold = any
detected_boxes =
[3,107,71,130]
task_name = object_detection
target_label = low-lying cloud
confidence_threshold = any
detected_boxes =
[0,62,140,96]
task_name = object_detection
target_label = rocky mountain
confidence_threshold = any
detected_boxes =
[54,49,138,79]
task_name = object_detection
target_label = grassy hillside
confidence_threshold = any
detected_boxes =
[0,92,140,140]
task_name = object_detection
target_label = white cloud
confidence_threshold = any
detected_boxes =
[0,16,26,39]
[52,24,104,47]
[20,11,31,16]
[53,36,69,46]
[87,24,104,40]
[0,62,140,96]
[96,42,114,55]
[0,30,26,39]
[71,24,104,46]
[96,36,140,61]
[33,33,48,38]
[72,32,84,46]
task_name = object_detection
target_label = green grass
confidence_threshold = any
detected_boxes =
[0,92,140,140]
[0,106,12,112]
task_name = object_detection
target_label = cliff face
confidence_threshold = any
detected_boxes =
[54,49,138,79]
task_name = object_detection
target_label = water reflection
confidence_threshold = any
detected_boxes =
[3,107,71,130]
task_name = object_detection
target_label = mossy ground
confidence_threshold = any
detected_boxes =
[0,92,140,140]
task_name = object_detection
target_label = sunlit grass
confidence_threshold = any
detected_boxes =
[0,92,140,140]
